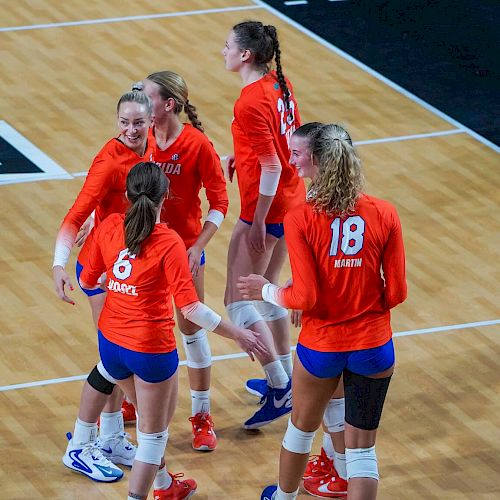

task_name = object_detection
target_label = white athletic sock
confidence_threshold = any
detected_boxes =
[277,353,293,378]
[263,360,289,389]
[322,432,335,459]
[73,418,98,445]
[99,410,124,439]
[334,451,347,480]
[191,389,210,415]
[276,485,299,499]
[154,465,173,490]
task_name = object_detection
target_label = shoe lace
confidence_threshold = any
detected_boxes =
[169,472,190,488]
[82,441,112,463]
[189,413,214,433]
[307,450,333,474]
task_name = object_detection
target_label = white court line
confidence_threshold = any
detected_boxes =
[69,131,462,178]
[355,128,465,146]
[252,0,499,154]
[0,5,261,32]
[1,319,498,393]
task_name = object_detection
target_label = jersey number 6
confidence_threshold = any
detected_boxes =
[112,249,136,280]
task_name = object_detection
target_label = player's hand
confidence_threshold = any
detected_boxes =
[237,274,269,301]
[234,328,269,361]
[290,309,302,328]
[226,154,236,182]
[75,215,94,247]
[53,265,75,305]
[283,278,302,326]
[248,220,266,254]
[187,245,202,278]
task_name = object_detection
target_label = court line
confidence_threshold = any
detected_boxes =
[69,129,464,178]
[1,319,498,393]
[252,0,499,154]
[0,5,261,32]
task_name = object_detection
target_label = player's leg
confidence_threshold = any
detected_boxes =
[261,345,344,500]
[84,291,136,466]
[247,236,292,398]
[343,339,395,500]
[176,255,217,451]
[225,221,292,428]
[303,380,348,497]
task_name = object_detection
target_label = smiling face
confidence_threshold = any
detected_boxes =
[289,134,318,180]
[222,30,245,72]
[117,101,151,154]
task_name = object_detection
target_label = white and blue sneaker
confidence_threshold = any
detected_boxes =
[261,485,277,499]
[98,432,136,467]
[62,432,124,482]
[244,381,292,429]
[246,378,269,398]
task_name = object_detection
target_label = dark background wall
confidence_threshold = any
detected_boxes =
[264,0,499,146]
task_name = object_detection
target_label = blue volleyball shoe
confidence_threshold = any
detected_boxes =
[245,378,269,398]
[62,432,124,482]
[243,380,292,429]
[261,485,277,499]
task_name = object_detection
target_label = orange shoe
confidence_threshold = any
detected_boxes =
[189,412,217,451]
[154,472,197,499]
[303,447,335,480]
[121,400,136,425]
[303,473,348,498]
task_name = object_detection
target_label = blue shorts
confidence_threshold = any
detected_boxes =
[76,260,106,297]
[98,330,179,383]
[240,218,285,239]
[297,339,395,378]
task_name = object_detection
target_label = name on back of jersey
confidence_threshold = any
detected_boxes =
[107,278,138,296]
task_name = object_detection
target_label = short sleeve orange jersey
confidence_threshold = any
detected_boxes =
[148,125,229,248]
[231,71,305,223]
[57,138,155,266]
[80,214,199,353]
[280,194,407,352]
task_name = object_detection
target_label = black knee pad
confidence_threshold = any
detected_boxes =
[87,365,115,395]
[344,369,392,431]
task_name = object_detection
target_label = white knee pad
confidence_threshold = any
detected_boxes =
[323,398,345,433]
[253,300,288,321]
[226,301,263,329]
[96,360,118,384]
[346,446,379,481]
[135,428,169,466]
[182,329,212,369]
[282,418,316,454]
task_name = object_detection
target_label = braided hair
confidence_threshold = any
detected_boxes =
[233,21,292,114]
[145,71,204,133]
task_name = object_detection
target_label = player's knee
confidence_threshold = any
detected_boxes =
[282,418,316,454]
[253,300,288,321]
[346,446,379,481]
[135,429,168,466]
[182,329,211,369]
[87,364,115,395]
[323,397,345,433]
[226,301,263,329]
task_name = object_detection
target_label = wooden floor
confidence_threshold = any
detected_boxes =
[1,1,499,499]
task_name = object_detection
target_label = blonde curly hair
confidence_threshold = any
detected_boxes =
[306,124,363,216]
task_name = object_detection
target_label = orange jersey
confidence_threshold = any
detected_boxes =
[80,214,199,353]
[231,71,305,223]
[149,125,228,248]
[280,194,407,352]
[57,138,154,266]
